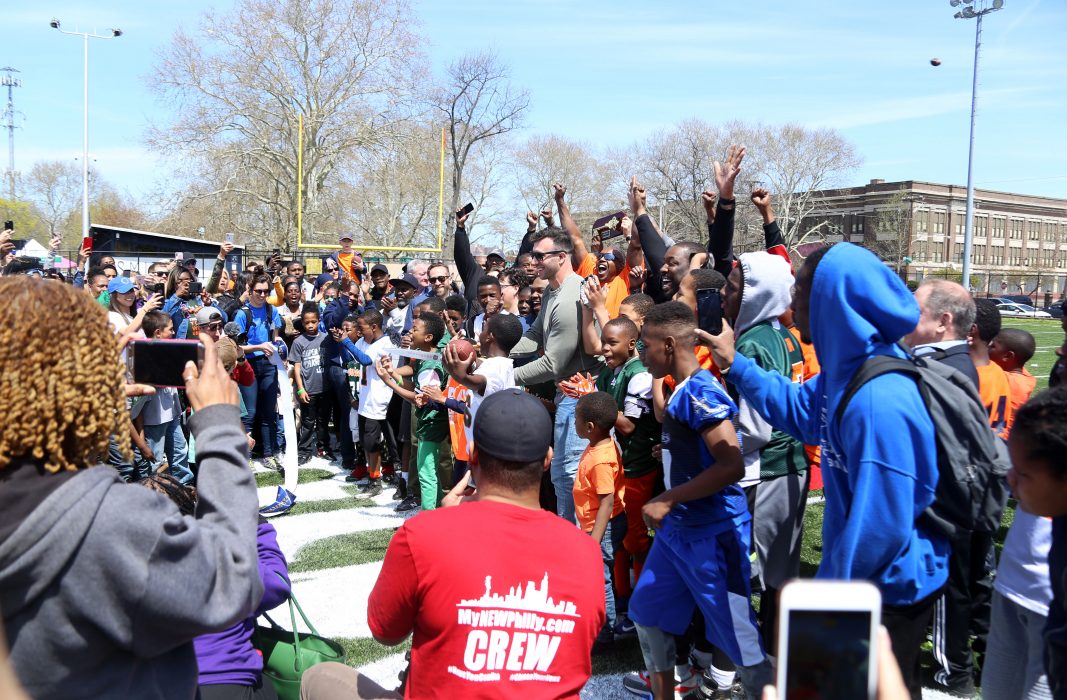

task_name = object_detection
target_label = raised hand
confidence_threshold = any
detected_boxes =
[628,176,647,217]
[700,190,717,222]
[694,321,736,371]
[379,294,397,312]
[713,144,746,201]
[619,215,633,241]
[628,265,646,292]
[552,183,566,203]
[526,211,538,231]
[456,206,472,229]
[750,187,771,210]
[442,341,475,378]
[540,207,555,227]
[219,241,235,259]
[585,275,607,311]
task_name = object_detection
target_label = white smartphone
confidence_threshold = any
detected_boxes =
[224,232,235,244]
[776,580,881,700]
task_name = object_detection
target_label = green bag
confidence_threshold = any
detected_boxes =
[253,589,346,700]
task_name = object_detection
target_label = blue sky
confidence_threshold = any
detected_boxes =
[4,0,1066,207]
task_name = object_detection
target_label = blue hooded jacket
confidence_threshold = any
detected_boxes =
[728,243,948,605]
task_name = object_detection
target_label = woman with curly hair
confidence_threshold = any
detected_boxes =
[0,276,263,699]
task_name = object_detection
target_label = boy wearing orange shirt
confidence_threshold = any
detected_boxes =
[574,391,628,645]
[990,328,1038,419]
[972,299,1014,440]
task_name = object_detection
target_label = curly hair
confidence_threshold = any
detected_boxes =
[1012,387,1067,476]
[0,276,130,473]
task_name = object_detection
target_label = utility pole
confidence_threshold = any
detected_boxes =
[0,67,21,201]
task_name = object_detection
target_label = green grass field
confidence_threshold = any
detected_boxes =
[1002,316,1063,390]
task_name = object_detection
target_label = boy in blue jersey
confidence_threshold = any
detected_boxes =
[700,243,949,700]
[629,301,772,700]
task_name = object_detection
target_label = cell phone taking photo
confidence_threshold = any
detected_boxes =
[127,339,205,388]
[696,287,723,336]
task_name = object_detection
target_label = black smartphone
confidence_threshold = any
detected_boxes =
[189,281,203,296]
[127,340,205,387]
[3,220,12,230]
[459,202,474,217]
[696,287,723,336]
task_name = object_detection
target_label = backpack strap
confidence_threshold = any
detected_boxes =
[833,355,920,426]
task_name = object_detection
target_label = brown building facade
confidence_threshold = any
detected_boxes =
[800,179,1067,300]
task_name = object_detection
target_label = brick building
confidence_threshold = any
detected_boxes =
[800,179,1067,300]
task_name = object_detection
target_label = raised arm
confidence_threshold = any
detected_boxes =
[206,241,235,295]
[452,207,482,290]
[751,188,791,267]
[629,176,669,302]
[708,144,745,278]
[554,184,588,270]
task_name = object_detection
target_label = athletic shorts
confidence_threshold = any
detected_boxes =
[629,517,765,668]
[360,416,390,453]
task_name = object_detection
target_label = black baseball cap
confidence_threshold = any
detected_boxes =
[370,263,389,276]
[473,389,552,462]
[389,273,419,289]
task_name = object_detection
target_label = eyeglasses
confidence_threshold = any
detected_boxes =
[251,288,269,294]
[429,275,450,284]
[203,322,222,331]
[530,249,566,263]
[500,283,518,289]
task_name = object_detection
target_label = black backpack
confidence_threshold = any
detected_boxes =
[833,353,1010,538]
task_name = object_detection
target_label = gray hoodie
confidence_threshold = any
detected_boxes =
[730,252,795,486]
[0,404,262,699]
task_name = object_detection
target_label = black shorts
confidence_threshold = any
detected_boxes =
[359,416,389,453]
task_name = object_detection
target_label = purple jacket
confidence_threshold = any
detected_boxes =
[195,519,291,687]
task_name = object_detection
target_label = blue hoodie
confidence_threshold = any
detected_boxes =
[728,243,948,606]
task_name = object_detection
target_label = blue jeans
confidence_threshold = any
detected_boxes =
[238,380,257,435]
[551,394,588,524]
[601,512,628,629]
[248,355,279,457]
[144,417,193,485]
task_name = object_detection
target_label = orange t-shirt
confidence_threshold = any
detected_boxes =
[1005,369,1037,417]
[576,253,631,319]
[573,440,625,533]
[977,362,1014,441]
[444,378,470,461]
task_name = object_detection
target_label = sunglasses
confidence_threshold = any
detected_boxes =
[530,249,566,263]
[597,252,617,262]
[251,288,269,294]
[203,322,222,331]
[429,275,450,284]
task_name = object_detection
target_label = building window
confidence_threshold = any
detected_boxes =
[992,218,1004,238]
[975,216,987,238]
[916,212,928,233]
[935,212,945,234]
[990,246,1003,265]
[1011,220,1022,239]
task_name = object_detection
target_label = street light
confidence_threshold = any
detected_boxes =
[951,0,1004,291]
[49,19,122,257]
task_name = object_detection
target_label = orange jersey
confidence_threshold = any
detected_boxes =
[787,325,821,382]
[1005,369,1037,416]
[576,253,631,319]
[977,362,1013,441]
[444,378,470,461]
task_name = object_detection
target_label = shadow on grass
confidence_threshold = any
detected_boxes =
[290,528,397,573]
[256,468,335,489]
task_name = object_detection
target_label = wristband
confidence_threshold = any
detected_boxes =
[718,197,735,205]
[296,388,306,396]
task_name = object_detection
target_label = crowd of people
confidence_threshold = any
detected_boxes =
[1,143,1066,700]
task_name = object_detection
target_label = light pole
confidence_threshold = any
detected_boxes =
[49,19,121,252]
[951,0,1003,291]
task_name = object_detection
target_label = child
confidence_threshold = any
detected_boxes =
[290,304,327,465]
[375,313,450,512]
[140,310,194,485]
[972,298,1014,440]
[574,391,628,646]
[594,317,659,635]
[444,295,468,339]
[990,327,1038,417]
[1002,388,1067,698]
[629,301,771,699]
[345,310,395,497]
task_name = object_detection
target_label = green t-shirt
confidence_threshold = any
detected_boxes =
[413,356,449,443]
[595,356,661,478]
[731,321,808,479]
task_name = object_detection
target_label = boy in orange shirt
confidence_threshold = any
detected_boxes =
[990,328,1038,419]
[972,299,1014,440]
[574,391,628,645]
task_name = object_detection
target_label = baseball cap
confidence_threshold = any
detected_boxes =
[389,273,419,289]
[195,306,223,326]
[473,389,553,462]
[338,232,354,242]
[107,277,135,294]
[370,263,389,276]
[487,250,506,261]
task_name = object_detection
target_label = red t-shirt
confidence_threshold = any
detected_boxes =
[368,500,606,699]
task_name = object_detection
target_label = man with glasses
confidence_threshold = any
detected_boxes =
[236,274,285,471]
[426,262,452,299]
[194,307,225,342]
[510,228,602,524]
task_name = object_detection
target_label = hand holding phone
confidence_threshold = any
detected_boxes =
[127,340,206,388]
[696,287,723,336]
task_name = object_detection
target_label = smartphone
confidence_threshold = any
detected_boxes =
[776,580,881,700]
[696,287,723,336]
[224,232,234,244]
[3,220,12,230]
[189,281,203,296]
[174,251,183,261]
[459,202,474,217]
[81,233,94,253]
[127,340,205,388]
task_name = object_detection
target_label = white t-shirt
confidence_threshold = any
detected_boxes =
[464,356,516,446]
[994,507,1052,615]
[141,387,181,426]
[356,335,396,420]
[107,310,136,335]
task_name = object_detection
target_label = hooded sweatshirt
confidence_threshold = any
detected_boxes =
[726,243,948,606]
[728,252,807,485]
[0,404,263,699]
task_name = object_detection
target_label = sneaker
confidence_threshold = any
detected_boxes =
[927,668,977,698]
[392,479,407,501]
[259,487,296,517]
[263,456,283,472]
[344,470,367,483]
[693,668,744,700]
[613,614,637,638]
[395,495,419,513]
[382,472,398,485]
[361,479,383,497]
[297,453,313,465]
[623,669,700,699]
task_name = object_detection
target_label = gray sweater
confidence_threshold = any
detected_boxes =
[511,272,602,385]
[0,404,262,699]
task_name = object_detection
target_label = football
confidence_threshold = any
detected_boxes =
[449,337,476,362]
[930,58,942,67]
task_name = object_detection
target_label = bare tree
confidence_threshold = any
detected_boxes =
[868,187,916,274]
[745,124,861,249]
[148,0,425,249]
[435,51,529,249]
[23,160,89,247]
[511,134,617,227]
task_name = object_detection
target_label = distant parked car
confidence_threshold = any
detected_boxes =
[1043,303,1065,319]
[996,302,1052,319]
